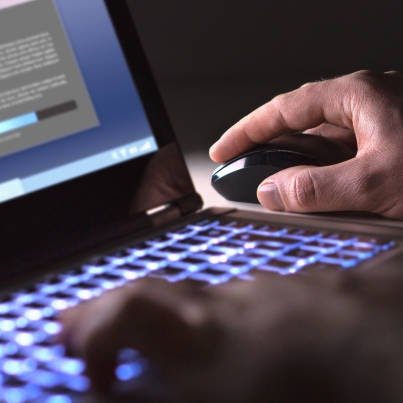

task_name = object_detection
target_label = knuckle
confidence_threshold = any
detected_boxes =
[269,94,290,127]
[290,169,317,209]
[300,81,317,90]
[347,70,381,93]
[351,69,375,78]
[270,93,288,110]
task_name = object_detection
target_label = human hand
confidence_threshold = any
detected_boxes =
[60,275,339,401]
[210,70,403,218]
[58,272,403,403]
[58,280,223,400]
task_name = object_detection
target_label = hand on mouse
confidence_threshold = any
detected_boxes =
[58,273,403,402]
[210,70,403,218]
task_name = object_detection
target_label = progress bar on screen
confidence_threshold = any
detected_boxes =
[0,101,78,135]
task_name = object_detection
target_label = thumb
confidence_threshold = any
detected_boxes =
[257,159,374,214]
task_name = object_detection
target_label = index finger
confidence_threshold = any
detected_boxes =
[209,78,351,163]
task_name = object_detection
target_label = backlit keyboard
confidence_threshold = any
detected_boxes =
[0,218,397,402]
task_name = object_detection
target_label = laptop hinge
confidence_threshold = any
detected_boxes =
[147,192,203,228]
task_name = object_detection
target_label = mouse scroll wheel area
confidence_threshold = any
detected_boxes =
[213,159,246,179]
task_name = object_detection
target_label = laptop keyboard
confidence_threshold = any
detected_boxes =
[0,218,397,402]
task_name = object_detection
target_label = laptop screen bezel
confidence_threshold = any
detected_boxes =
[0,0,200,277]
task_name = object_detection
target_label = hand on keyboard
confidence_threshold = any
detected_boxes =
[210,70,403,218]
[59,279,221,397]
[58,270,403,403]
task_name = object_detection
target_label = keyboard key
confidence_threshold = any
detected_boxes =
[115,362,143,382]
[322,232,356,241]
[177,237,210,247]
[319,255,361,269]
[286,228,321,238]
[135,255,167,270]
[0,319,16,332]
[126,241,154,257]
[154,246,188,261]
[225,257,252,268]
[41,321,62,336]
[190,268,232,285]
[324,252,361,262]
[254,243,285,255]
[106,267,146,282]
[23,301,48,309]
[0,215,396,402]
[211,263,251,275]
[87,278,122,292]
[26,369,62,388]
[47,358,85,376]
[356,236,395,247]
[20,306,55,322]
[199,268,227,276]
[44,393,74,403]
[303,240,339,252]
[95,272,122,282]
[119,262,148,272]
[149,267,188,282]
[219,220,252,230]
[251,224,284,234]
[146,235,173,246]
[301,262,343,271]
[63,374,90,392]
[197,228,231,240]
[174,257,209,271]
[193,251,229,264]
[2,383,41,402]
[14,331,47,347]
[258,259,298,274]
[27,345,65,363]
[342,244,378,256]
[214,241,244,252]
[286,249,318,259]
[2,357,37,376]
[231,233,299,246]
[241,253,270,266]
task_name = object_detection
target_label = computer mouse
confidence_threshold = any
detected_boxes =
[211,133,355,204]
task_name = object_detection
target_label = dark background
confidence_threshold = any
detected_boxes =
[129,0,403,153]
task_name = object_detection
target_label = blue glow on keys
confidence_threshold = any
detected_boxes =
[27,369,61,388]
[3,385,41,403]
[14,333,36,347]
[48,358,85,376]
[42,321,62,335]
[45,396,72,403]
[0,319,15,332]
[65,375,90,392]
[0,218,397,401]
[116,362,143,382]
[3,358,37,376]
[29,345,65,362]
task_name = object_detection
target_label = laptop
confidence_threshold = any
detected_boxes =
[0,0,402,401]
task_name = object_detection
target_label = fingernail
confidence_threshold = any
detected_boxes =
[258,182,285,211]
[209,143,217,156]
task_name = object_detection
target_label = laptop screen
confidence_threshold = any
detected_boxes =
[0,0,158,204]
